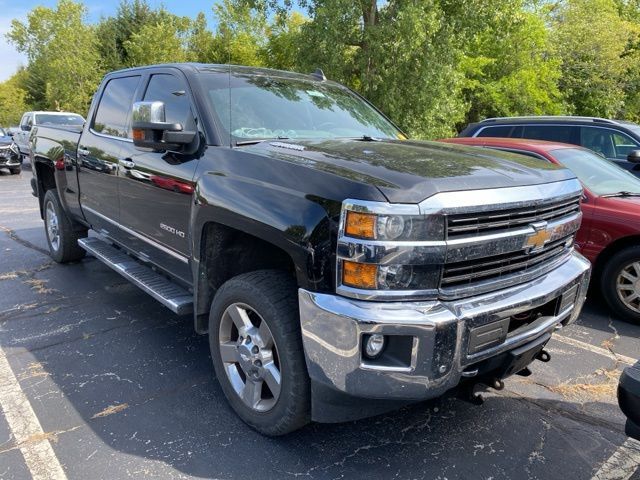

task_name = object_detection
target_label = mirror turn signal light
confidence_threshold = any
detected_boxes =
[132,129,145,141]
[342,260,377,289]
[345,211,376,239]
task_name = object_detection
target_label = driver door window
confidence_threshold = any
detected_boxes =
[142,74,194,130]
[580,127,639,160]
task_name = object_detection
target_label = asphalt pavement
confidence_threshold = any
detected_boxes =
[0,164,638,480]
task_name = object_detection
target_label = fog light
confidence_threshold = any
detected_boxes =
[364,334,385,358]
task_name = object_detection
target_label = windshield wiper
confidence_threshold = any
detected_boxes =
[235,136,290,147]
[600,191,640,198]
[356,135,381,142]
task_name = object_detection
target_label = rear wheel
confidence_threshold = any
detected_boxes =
[209,270,310,435]
[43,190,87,263]
[601,247,640,325]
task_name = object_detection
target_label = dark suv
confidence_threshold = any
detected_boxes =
[459,116,640,175]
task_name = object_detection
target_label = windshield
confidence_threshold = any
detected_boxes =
[35,114,84,126]
[200,73,403,142]
[551,147,640,195]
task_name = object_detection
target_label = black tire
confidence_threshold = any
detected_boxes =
[43,190,87,263]
[209,270,310,435]
[9,167,20,175]
[601,246,640,325]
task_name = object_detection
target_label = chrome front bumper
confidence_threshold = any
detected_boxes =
[0,156,21,167]
[299,252,590,401]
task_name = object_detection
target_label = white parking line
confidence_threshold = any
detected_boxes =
[553,335,636,365]
[0,346,67,480]
[592,438,640,480]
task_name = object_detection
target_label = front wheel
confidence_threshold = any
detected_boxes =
[601,247,640,325]
[209,270,310,435]
[9,167,20,175]
[43,190,87,263]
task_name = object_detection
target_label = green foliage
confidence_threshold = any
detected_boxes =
[0,73,29,126]
[552,0,638,117]
[260,12,306,70]
[7,0,102,114]
[3,0,640,136]
[211,0,269,65]
[461,5,564,125]
[123,13,193,65]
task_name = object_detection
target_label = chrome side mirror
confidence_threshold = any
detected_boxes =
[627,149,640,164]
[131,101,195,151]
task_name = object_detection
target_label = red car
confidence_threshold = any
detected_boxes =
[442,137,640,324]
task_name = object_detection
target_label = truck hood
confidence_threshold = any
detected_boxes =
[248,138,576,203]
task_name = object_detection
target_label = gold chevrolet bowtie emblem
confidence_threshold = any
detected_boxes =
[524,221,551,252]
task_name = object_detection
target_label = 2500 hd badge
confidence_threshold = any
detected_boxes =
[160,222,185,238]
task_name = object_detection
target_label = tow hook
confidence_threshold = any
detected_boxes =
[457,377,505,406]
[536,349,551,363]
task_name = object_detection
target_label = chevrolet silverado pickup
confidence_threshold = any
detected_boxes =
[30,64,591,435]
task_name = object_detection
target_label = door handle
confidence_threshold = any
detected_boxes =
[78,148,90,156]
[120,159,136,169]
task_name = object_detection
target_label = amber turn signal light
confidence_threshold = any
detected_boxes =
[132,129,145,141]
[345,211,376,239]
[342,261,377,289]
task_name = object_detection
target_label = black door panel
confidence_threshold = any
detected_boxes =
[79,75,141,237]
[117,72,199,284]
[77,134,122,233]
[118,147,197,284]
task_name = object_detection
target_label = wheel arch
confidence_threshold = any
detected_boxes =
[34,159,56,218]
[193,221,304,334]
[592,235,640,282]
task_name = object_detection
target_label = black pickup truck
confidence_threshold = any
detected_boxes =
[30,63,591,435]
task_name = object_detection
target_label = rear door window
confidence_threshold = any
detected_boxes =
[92,76,141,139]
[476,125,519,138]
[522,125,579,144]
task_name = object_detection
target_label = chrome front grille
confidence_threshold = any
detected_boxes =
[336,180,584,302]
[442,238,570,287]
[446,195,581,239]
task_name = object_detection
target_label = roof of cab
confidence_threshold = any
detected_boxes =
[105,63,327,83]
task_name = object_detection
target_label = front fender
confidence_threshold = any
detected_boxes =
[190,170,339,292]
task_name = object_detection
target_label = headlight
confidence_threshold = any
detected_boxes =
[338,200,445,299]
[344,211,443,241]
[10,143,19,154]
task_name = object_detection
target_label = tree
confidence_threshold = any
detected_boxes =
[243,0,532,138]
[186,12,216,63]
[261,12,307,71]
[123,12,193,65]
[95,0,166,70]
[7,0,102,114]
[211,0,269,66]
[461,4,564,125]
[551,0,637,117]
[0,73,29,126]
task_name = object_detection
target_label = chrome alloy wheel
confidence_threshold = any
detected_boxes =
[218,303,282,412]
[45,201,60,252]
[616,261,640,314]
